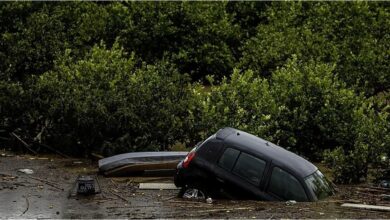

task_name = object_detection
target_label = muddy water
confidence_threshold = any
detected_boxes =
[1,154,390,218]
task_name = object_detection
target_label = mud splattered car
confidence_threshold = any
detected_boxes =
[174,127,334,202]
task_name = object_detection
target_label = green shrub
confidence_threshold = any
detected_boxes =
[239,1,390,96]
[324,104,389,183]
[0,80,26,132]
[200,58,367,159]
[268,58,363,159]
[31,43,195,155]
[197,69,276,141]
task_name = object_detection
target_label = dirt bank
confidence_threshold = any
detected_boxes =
[1,152,389,218]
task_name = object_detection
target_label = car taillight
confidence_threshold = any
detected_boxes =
[183,148,196,168]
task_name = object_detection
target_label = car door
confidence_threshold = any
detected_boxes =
[214,146,273,200]
[264,165,310,202]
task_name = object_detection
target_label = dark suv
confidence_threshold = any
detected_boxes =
[174,127,334,202]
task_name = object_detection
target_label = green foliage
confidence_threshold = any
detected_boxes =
[31,43,195,155]
[0,80,26,130]
[268,58,362,158]
[114,2,240,81]
[0,2,110,80]
[239,2,390,96]
[323,105,389,183]
[198,69,276,140]
[0,2,389,184]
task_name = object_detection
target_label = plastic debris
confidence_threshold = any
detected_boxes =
[379,180,390,188]
[206,197,213,204]
[18,169,34,175]
[286,200,297,205]
[341,203,390,212]
[139,183,178,190]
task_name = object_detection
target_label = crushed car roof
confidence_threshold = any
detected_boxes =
[216,127,317,178]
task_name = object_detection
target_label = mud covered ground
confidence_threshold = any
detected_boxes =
[1,152,390,219]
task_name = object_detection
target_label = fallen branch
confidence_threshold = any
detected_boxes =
[37,143,70,158]
[162,195,177,201]
[24,176,64,191]
[0,172,15,177]
[196,207,253,213]
[11,132,37,155]
[109,189,130,203]
[368,186,390,192]
[20,195,29,216]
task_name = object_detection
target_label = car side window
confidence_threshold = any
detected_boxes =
[232,152,266,185]
[218,148,239,171]
[268,167,308,201]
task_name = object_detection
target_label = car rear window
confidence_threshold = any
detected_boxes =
[268,167,308,201]
[232,152,266,185]
[218,148,239,171]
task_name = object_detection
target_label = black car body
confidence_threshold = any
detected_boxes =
[174,127,334,202]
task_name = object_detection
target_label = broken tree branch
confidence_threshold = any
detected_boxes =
[24,176,64,191]
[37,143,70,158]
[20,195,29,216]
[109,189,130,203]
[11,132,37,155]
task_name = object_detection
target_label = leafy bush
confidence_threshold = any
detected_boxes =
[0,2,110,80]
[196,70,276,141]
[115,1,240,81]
[267,58,364,159]
[30,43,196,155]
[324,104,390,183]
[239,1,389,96]
[0,80,26,132]
[200,58,368,159]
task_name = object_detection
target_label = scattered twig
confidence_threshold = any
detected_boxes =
[91,152,104,160]
[24,175,64,191]
[10,132,37,155]
[109,189,130,203]
[20,195,30,216]
[196,207,253,213]
[169,200,208,205]
[368,186,390,192]
[37,143,70,158]
[111,179,120,189]
[126,179,133,187]
[0,172,15,177]
[162,195,177,201]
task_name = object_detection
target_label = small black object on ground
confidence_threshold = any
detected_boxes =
[69,175,101,197]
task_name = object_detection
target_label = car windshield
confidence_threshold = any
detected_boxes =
[305,170,334,200]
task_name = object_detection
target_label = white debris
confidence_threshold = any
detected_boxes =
[341,203,390,212]
[18,169,34,175]
[138,183,178,190]
[286,200,297,205]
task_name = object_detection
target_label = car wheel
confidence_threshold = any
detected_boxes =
[179,186,207,200]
